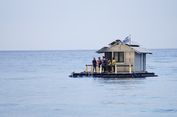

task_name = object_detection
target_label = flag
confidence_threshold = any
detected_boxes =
[123,35,131,44]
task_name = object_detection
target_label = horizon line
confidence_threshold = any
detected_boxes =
[0,48,177,51]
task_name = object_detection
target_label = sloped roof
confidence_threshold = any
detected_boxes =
[96,47,110,53]
[131,47,152,54]
[97,39,152,54]
[97,45,152,54]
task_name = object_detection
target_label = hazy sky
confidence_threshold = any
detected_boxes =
[0,0,177,50]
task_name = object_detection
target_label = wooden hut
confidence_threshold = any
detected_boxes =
[97,39,152,73]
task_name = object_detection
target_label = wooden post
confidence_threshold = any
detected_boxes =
[90,65,93,73]
[129,51,132,73]
[129,64,132,73]
[115,64,117,73]
[96,66,98,73]
[86,65,88,72]
[100,65,102,73]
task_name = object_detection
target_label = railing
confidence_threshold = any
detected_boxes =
[85,65,93,73]
[85,64,133,73]
[85,64,102,73]
[115,64,133,73]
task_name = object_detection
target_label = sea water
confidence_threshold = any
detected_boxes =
[0,49,177,117]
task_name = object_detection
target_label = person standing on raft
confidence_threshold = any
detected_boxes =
[92,57,97,72]
[97,57,102,72]
[112,57,116,72]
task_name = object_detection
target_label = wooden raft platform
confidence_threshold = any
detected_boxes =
[69,72,157,78]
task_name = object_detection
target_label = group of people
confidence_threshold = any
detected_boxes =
[92,56,116,73]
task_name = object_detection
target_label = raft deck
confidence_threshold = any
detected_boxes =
[69,72,157,78]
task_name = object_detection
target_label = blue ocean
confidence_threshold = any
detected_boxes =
[0,49,177,117]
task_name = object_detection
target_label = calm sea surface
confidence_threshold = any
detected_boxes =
[0,49,177,117]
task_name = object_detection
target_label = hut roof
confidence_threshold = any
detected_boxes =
[131,47,152,54]
[97,39,152,54]
[96,47,109,53]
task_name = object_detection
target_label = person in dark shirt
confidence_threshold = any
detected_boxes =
[92,57,97,72]
[102,56,108,72]
[108,59,112,72]
[97,57,102,72]
[101,56,105,72]
[104,58,108,72]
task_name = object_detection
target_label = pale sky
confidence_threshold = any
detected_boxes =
[0,0,177,50]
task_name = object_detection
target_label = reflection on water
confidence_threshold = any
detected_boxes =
[96,78,145,85]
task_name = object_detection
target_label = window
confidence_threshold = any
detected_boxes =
[105,52,112,60]
[114,52,124,62]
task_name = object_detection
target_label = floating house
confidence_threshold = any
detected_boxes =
[70,36,157,78]
[97,39,152,73]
